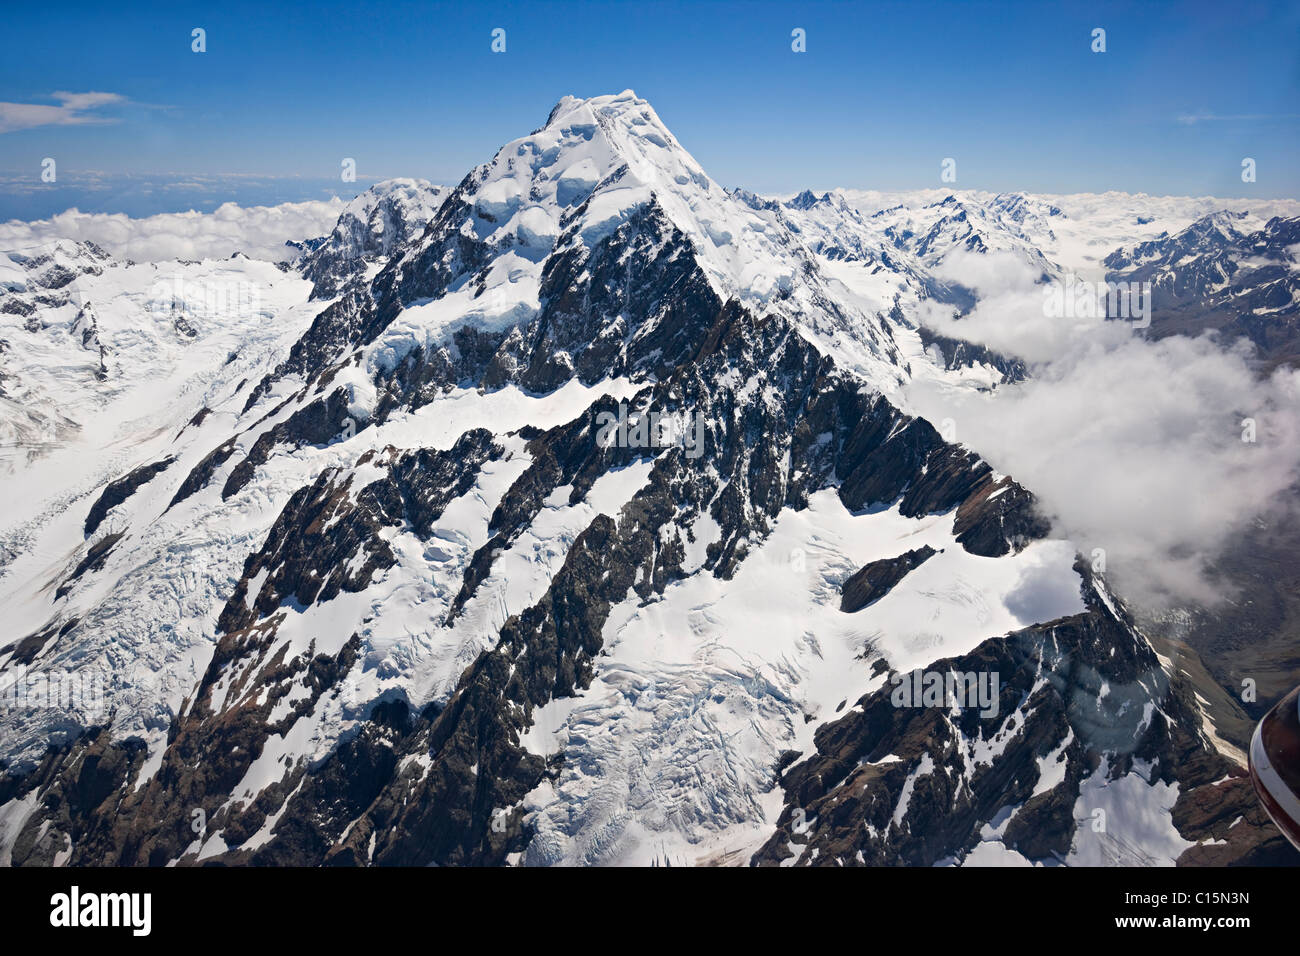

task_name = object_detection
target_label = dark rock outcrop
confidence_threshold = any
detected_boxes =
[840,545,938,613]
[84,457,174,536]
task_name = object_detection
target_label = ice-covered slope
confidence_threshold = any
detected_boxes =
[0,247,321,771]
[0,241,314,481]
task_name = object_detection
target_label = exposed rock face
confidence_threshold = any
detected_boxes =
[84,457,175,536]
[4,269,1224,866]
[1,280,1053,866]
[70,302,108,379]
[1174,773,1298,866]
[219,430,504,635]
[0,726,146,866]
[56,532,123,599]
[1,241,109,298]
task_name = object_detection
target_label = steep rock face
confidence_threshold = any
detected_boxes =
[38,618,365,866]
[9,432,506,866]
[190,197,727,511]
[383,200,729,405]
[74,304,109,380]
[218,430,504,635]
[266,305,1043,866]
[238,91,906,419]
[0,726,146,866]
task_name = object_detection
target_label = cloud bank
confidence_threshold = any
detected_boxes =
[0,199,345,263]
[906,250,1300,608]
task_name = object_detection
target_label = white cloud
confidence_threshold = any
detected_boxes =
[917,249,1138,362]
[0,199,344,263]
[907,251,1300,608]
[0,91,128,133]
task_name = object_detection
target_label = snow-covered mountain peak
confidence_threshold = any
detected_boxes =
[465,90,746,276]
[347,92,909,390]
[340,177,445,225]
[852,190,1061,281]
[297,178,446,298]
[541,89,693,169]
[787,189,830,211]
[1186,208,1250,241]
[988,190,1058,217]
[1103,209,1256,274]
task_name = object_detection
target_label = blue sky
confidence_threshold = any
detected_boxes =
[2,0,1298,217]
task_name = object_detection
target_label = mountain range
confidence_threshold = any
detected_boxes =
[1,91,1298,867]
